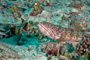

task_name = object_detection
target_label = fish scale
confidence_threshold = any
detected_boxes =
[38,21,89,46]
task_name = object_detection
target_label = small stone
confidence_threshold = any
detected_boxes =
[25,48,30,51]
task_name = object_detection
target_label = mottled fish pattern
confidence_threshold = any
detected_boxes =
[38,21,89,46]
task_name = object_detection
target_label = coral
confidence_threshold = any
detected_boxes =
[71,2,84,9]
[41,42,59,56]
[81,52,90,60]
[41,42,75,58]
[75,36,90,57]
[30,1,44,16]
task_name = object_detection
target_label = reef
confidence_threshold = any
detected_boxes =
[0,0,90,60]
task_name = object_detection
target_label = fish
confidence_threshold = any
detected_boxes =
[38,21,90,47]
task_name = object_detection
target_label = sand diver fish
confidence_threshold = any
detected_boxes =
[38,21,90,47]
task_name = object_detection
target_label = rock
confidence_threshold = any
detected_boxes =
[25,48,30,51]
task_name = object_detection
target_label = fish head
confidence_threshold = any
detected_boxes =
[38,21,61,40]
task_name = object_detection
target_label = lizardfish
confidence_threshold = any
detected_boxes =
[38,21,89,46]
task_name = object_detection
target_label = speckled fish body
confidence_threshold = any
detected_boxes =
[38,21,86,45]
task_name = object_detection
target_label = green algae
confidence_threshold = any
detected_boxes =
[48,57,52,60]
[61,15,65,22]
[10,5,17,12]
[34,22,39,26]
[34,6,41,11]
[3,20,8,22]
